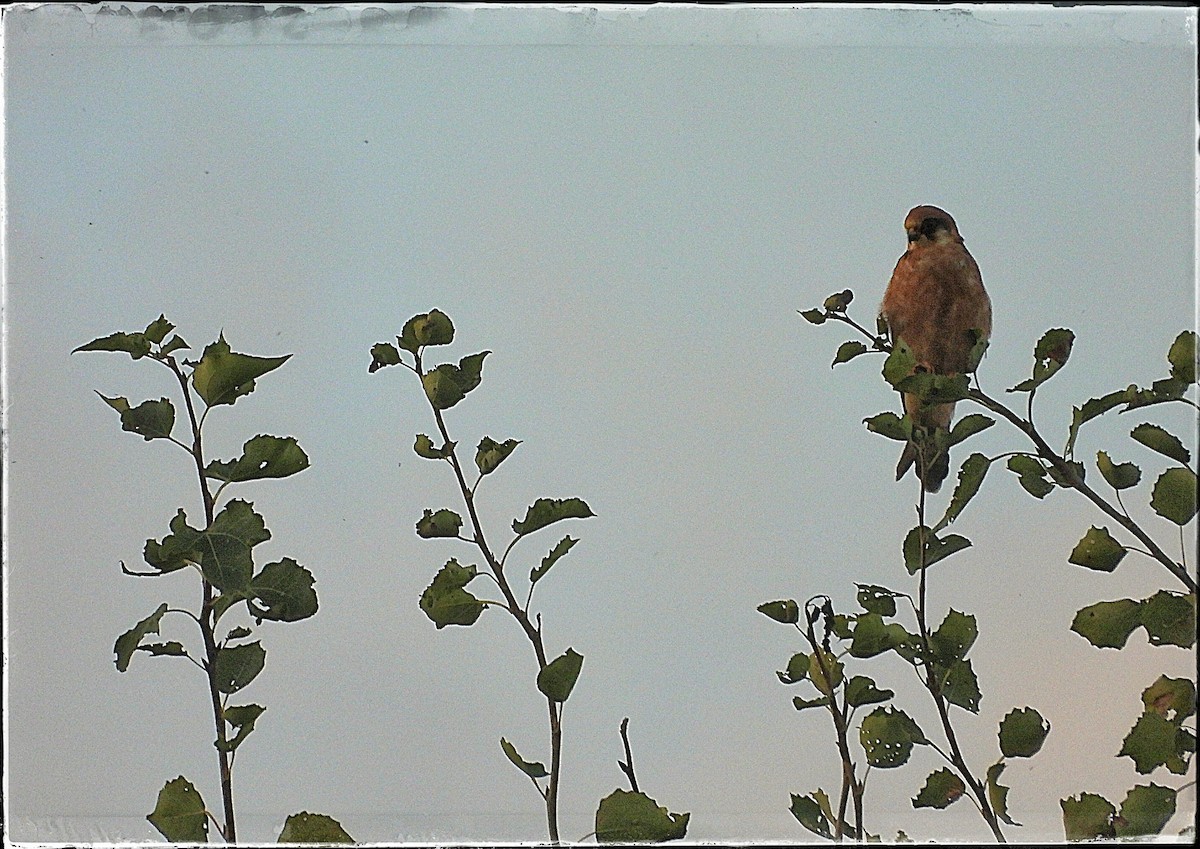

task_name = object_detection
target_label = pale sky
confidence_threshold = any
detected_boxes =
[3,3,1197,844]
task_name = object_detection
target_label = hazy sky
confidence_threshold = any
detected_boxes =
[3,3,1197,844]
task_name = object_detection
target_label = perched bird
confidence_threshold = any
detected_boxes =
[879,205,992,492]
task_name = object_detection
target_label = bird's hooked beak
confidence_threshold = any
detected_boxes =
[906,228,921,244]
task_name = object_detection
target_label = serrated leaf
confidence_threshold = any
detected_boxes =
[1008,328,1074,393]
[859,707,927,768]
[1139,590,1196,648]
[512,497,594,536]
[249,558,318,623]
[1125,377,1189,411]
[999,707,1050,758]
[191,334,289,407]
[798,308,827,325]
[143,315,175,344]
[808,650,844,696]
[73,330,152,359]
[416,508,463,539]
[537,648,584,703]
[419,559,485,629]
[941,658,982,713]
[500,736,549,779]
[139,641,187,659]
[368,341,402,373]
[934,453,990,532]
[930,610,978,666]
[421,364,467,410]
[160,334,189,357]
[895,372,971,404]
[845,675,894,707]
[948,413,994,448]
[476,437,520,476]
[986,761,1020,826]
[864,411,912,442]
[104,396,175,441]
[789,793,833,839]
[1006,455,1054,498]
[1066,390,1129,457]
[1130,423,1191,464]
[219,703,266,753]
[832,340,869,368]
[1150,467,1198,525]
[226,626,252,641]
[147,776,207,842]
[214,641,266,694]
[856,584,898,616]
[1068,526,1127,572]
[1120,712,1181,773]
[399,309,455,353]
[413,434,454,460]
[1071,599,1143,649]
[595,788,689,843]
[793,695,833,711]
[913,768,964,809]
[114,603,169,672]
[531,536,577,584]
[777,652,809,685]
[902,525,972,574]
[277,811,354,844]
[823,289,853,312]
[198,500,271,593]
[1096,451,1141,490]
[1046,458,1085,488]
[757,599,799,624]
[1061,793,1116,841]
[1115,784,1177,837]
[1167,330,1196,384]
[206,435,309,483]
[1141,676,1196,722]
[882,340,918,389]
[848,613,909,659]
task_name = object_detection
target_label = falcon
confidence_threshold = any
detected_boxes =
[879,205,992,492]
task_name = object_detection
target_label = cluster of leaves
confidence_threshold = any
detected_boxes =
[371,310,687,843]
[76,316,350,844]
[796,290,1197,841]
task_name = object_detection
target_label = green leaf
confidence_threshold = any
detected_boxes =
[1071,599,1143,649]
[219,703,266,753]
[160,334,189,357]
[73,330,152,359]
[399,309,455,353]
[416,508,463,539]
[1120,712,1182,774]
[902,525,972,574]
[777,652,809,685]
[798,308,827,325]
[414,434,454,460]
[199,500,271,592]
[1046,458,1086,488]
[1068,526,1127,572]
[1141,676,1196,722]
[965,328,990,374]
[895,372,971,404]
[531,535,578,584]
[226,626,252,640]
[139,641,187,659]
[214,641,266,694]
[930,610,978,666]
[368,341,402,373]
[1065,390,1129,457]
[934,453,990,532]
[1008,328,1074,392]
[1115,784,1177,837]
[913,768,965,809]
[1125,377,1189,411]
[948,414,995,448]
[191,334,290,407]
[1061,793,1116,841]
[859,707,927,768]
[864,411,912,442]
[420,352,491,410]
[98,394,176,441]
[999,707,1050,758]
[456,351,489,394]
[476,437,520,476]
[114,603,169,672]
[206,435,310,483]
[147,776,208,842]
[789,793,832,839]
[940,658,982,713]
[1139,590,1196,648]
[249,558,318,623]
[500,736,549,779]
[277,812,354,844]
[512,497,595,536]
[1130,423,1191,464]
[1150,467,1198,525]
[793,695,833,711]
[848,613,909,659]
[986,762,1020,826]
[882,340,918,389]
[832,340,869,368]
[808,650,844,696]
[856,584,898,617]
[757,599,800,624]
[537,647,584,703]
[1006,455,1054,498]
[823,289,853,312]
[845,675,894,708]
[1167,330,1196,384]
[595,788,689,843]
[419,559,485,629]
[1096,451,1141,491]
[143,314,175,344]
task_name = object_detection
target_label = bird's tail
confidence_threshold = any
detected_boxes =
[896,397,955,493]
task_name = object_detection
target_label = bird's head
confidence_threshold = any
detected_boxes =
[904,205,961,247]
